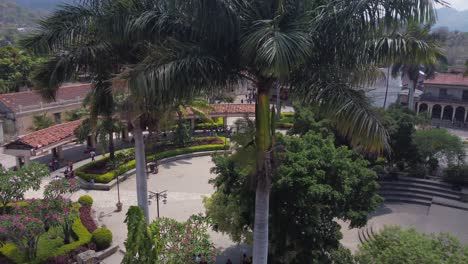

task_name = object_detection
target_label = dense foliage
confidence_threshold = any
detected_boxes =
[0,162,49,214]
[0,46,41,93]
[205,131,382,263]
[91,227,113,251]
[413,128,464,166]
[123,207,218,264]
[78,195,94,207]
[356,227,468,263]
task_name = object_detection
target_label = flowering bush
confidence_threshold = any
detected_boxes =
[44,178,79,200]
[79,206,97,232]
[0,214,44,261]
[152,215,220,263]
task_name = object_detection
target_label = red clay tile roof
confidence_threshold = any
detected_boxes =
[424,73,468,87]
[0,84,92,112]
[17,120,82,149]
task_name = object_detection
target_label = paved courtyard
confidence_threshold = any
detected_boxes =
[25,155,251,264]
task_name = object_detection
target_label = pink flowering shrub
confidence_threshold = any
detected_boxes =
[151,215,220,263]
[0,214,44,261]
[44,178,79,200]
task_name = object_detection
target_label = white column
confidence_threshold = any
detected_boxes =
[417,103,421,114]
[15,157,22,169]
[24,155,31,165]
[464,108,467,123]
[441,105,445,120]
[56,146,64,160]
[0,120,4,144]
[452,107,456,123]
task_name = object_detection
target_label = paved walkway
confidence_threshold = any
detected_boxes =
[25,156,251,264]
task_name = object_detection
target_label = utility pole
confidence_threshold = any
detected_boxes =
[383,67,390,109]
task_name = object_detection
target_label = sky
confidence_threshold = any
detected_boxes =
[442,0,468,11]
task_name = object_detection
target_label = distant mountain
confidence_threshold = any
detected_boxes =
[14,0,73,11]
[435,8,468,32]
[0,1,42,28]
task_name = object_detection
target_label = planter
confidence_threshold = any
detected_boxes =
[115,202,123,212]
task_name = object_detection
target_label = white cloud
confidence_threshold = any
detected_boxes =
[442,0,468,11]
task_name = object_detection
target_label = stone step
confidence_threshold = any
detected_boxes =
[397,176,453,189]
[382,195,432,206]
[379,186,460,201]
[379,190,433,202]
[432,197,468,211]
[380,181,461,197]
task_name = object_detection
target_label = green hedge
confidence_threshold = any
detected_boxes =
[194,117,224,130]
[76,142,228,184]
[0,201,28,214]
[78,195,93,207]
[92,228,113,251]
[0,219,92,264]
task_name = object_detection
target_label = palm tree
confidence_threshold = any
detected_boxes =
[23,1,446,262]
[390,23,446,111]
[173,98,213,145]
[119,1,446,262]
[31,113,54,131]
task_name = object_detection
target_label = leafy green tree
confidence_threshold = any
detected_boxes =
[356,227,468,264]
[205,132,382,263]
[24,1,444,261]
[413,128,464,167]
[0,46,38,93]
[123,207,217,264]
[31,113,54,131]
[0,162,49,214]
[174,98,213,146]
[64,108,87,122]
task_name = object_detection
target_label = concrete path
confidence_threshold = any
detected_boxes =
[25,155,251,264]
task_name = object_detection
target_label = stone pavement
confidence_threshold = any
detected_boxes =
[340,202,468,253]
[25,155,251,264]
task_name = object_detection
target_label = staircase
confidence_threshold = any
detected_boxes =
[358,224,376,244]
[378,176,468,210]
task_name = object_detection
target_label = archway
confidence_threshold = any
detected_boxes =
[442,105,454,121]
[455,107,465,123]
[419,103,428,113]
[432,104,442,119]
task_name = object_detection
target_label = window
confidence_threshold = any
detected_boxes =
[439,88,448,97]
[463,90,468,102]
[53,113,61,124]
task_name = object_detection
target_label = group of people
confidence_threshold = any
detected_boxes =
[47,158,60,172]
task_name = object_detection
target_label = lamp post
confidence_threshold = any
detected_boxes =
[148,190,167,218]
[114,159,122,212]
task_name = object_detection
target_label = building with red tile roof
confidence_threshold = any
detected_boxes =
[416,73,468,128]
[0,84,91,143]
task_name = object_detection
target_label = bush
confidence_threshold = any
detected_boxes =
[444,165,468,186]
[195,117,224,130]
[0,201,28,214]
[92,228,112,251]
[78,195,93,207]
[407,163,427,178]
[79,206,97,233]
[76,140,227,184]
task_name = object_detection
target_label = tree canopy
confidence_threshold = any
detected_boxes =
[205,131,382,263]
[0,46,40,93]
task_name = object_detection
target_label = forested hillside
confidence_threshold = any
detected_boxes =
[14,0,73,11]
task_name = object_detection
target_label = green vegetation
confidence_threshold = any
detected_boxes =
[413,129,464,166]
[195,117,224,130]
[444,165,468,186]
[356,227,468,263]
[31,113,54,131]
[275,112,294,129]
[91,227,112,251]
[78,195,94,207]
[205,129,381,262]
[76,138,228,183]
[123,206,218,264]
[0,219,92,264]
[0,46,42,93]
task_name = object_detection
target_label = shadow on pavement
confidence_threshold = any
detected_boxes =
[216,244,252,264]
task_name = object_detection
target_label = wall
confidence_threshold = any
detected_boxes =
[14,103,83,135]
[424,84,467,100]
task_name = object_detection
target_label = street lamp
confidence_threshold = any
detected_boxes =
[148,190,167,218]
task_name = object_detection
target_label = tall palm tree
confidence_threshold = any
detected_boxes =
[118,1,446,262]
[23,1,447,262]
[390,23,446,111]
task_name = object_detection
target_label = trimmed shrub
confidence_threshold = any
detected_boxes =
[444,165,468,186]
[92,228,112,251]
[79,206,97,233]
[78,195,93,207]
[76,139,227,184]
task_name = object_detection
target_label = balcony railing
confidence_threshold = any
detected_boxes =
[419,93,468,104]
[17,96,84,113]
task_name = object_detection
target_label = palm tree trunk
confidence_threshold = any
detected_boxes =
[408,78,417,111]
[253,86,272,264]
[133,118,149,224]
[108,129,115,161]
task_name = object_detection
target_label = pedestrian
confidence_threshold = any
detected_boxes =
[241,99,244,104]
[226,259,233,264]
[64,161,74,178]
[90,149,96,161]
[48,160,54,172]
[53,158,59,170]
[195,254,202,263]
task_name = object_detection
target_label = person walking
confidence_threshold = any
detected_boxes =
[90,149,96,161]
